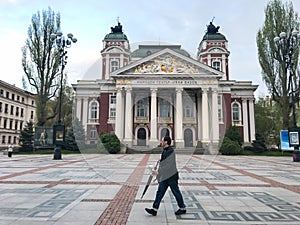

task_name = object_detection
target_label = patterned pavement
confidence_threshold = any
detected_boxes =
[0,153,300,225]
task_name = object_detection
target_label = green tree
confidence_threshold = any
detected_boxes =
[256,0,300,129]
[22,7,61,127]
[224,125,243,147]
[64,117,86,150]
[219,137,242,155]
[255,97,282,147]
[46,84,74,128]
[19,121,35,152]
[98,133,120,154]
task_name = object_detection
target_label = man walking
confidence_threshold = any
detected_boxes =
[145,136,186,216]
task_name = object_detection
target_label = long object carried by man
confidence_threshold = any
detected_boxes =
[141,160,159,199]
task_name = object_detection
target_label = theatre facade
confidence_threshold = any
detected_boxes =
[72,22,257,153]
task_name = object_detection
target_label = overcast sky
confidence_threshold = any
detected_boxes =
[1,0,299,97]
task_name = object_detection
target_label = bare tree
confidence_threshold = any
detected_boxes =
[256,0,299,129]
[22,7,61,127]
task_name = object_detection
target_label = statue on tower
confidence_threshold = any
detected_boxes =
[206,22,220,34]
[111,22,123,34]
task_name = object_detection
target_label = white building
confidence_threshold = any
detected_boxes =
[72,22,258,153]
[0,80,36,149]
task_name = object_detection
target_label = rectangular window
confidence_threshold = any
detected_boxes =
[90,129,97,139]
[4,104,8,114]
[218,95,223,122]
[109,95,116,118]
[110,95,116,104]
[110,108,116,117]
[10,105,14,115]
[110,60,119,72]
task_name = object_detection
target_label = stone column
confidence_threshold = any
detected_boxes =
[242,99,249,143]
[76,97,82,122]
[212,89,219,144]
[149,88,158,147]
[249,98,256,142]
[222,55,226,79]
[115,87,124,140]
[175,88,184,148]
[105,55,109,80]
[202,88,209,143]
[124,87,133,146]
[82,97,88,131]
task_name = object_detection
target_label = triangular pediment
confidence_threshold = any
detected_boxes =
[111,48,223,77]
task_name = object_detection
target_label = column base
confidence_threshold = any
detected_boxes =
[175,140,184,149]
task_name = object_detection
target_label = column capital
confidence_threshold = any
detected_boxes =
[125,87,132,92]
[176,87,183,93]
[150,88,158,93]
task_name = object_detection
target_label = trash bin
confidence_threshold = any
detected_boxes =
[8,151,12,157]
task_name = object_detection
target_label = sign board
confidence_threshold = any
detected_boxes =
[280,130,294,151]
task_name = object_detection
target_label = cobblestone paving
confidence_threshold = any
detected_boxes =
[0,154,300,224]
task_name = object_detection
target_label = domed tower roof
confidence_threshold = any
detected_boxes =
[197,21,230,80]
[104,22,128,41]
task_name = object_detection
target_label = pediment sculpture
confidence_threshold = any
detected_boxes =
[133,55,199,74]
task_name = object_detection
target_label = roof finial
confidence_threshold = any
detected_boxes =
[211,16,215,23]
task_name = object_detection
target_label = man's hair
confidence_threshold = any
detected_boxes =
[163,136,171,145]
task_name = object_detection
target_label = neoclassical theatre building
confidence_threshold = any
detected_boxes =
[72,22,257,153]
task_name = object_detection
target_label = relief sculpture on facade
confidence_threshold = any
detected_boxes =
[134,54,199,74]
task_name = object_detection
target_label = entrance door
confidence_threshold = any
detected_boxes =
[137,128,146,146]
[184,128,193,147]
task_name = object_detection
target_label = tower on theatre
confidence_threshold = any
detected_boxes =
[72,21,257,154]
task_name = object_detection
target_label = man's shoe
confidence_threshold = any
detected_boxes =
[145,208,157,216]
[175,209,186,215]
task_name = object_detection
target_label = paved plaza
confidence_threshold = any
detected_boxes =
[1,153,300,225]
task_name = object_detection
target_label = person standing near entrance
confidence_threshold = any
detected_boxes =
[8,145,13,158]
[145,136,186,216]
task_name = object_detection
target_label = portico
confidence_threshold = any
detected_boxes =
[113,74,221,151]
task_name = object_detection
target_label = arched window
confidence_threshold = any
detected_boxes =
[232,102,241,125]
[89,101,99,122]
[111,60,119,72]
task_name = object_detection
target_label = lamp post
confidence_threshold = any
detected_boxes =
[274,30,300,161]
[51,31,77,160]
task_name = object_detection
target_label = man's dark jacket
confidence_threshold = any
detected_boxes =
[157,145,178,182]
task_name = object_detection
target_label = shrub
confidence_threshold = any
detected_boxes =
[219,137,242,155]
[98,133,120,154]
[225,126,243,146]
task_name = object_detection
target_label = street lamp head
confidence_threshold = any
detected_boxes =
[279,31,286,39]
[292,30,299,37]
[67,33,73,39]
[50,33,56,41]
[57,31,63,37]
[274,36,280,44]
[72,38,77,43]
